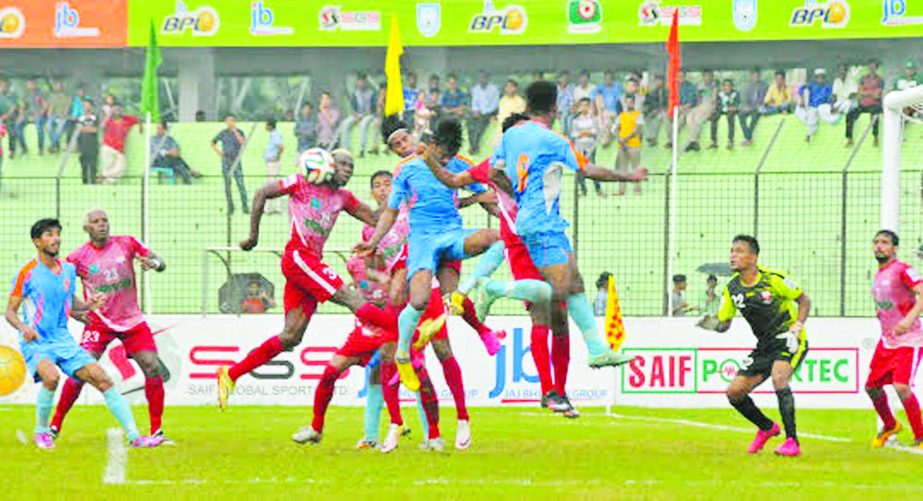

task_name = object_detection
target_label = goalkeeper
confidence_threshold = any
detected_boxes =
[697,235,812,458]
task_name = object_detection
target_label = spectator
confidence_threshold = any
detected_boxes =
[44,81,70,154]
[424,74,442,129]
[468,70,499,155]
[102,93,116,121]
[701,275,720,315]
[739,68,768,146]
[795,68,838,143]
[76,98,99,184]
[571,97,601,196]
[619,77,645,114]
[594,272,612,317]
[439,74,468,123]
[896,60,921,91]
[591,70,623,146]
[339,73,377,157]
[98,104,141,185]
[402,72,422,125]
[762,70,793,115]
[710,79,740,150]
[494,79,526,144]
[316,91,340,150]
[294,102,317,153]
[66,85,86,144]
[556,70,575,137]
[211,114,249,214]
[240,280,275,314]
[671,274,692,317]
[642,74,668,147]
[0,78,19,159]
[846,60,884,147]
[572,70,595,111]
[284,109,295,122]
[0,122,5,191]
[413,94,435,138]
[195,110,206,122]
[263,119,285,213]
[532,70,545,82]
[151,121,199,184]
[613,95,644,196]
[665,69,697,149]
[832,63,857,116]
[682,69,718,152]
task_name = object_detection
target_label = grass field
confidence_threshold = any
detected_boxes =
[3,405,923,499]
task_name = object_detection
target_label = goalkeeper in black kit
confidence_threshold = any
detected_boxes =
[698,235,811,457]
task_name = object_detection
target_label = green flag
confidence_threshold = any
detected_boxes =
[140,19,162,122]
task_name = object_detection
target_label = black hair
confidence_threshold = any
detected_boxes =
[707,274,718,282]
[733,234,760,255]
[380,114,409,144]
[31,219,61,240]
[159,120,168,129]
[266,118,277,129]
[526,80,557,115]
[431,117,463,157]
[506,79,519,88]
[578,97,591,104]
[875,229,899,246]
[595,272,612,289]
[774,69,786,78]
[357,72,368,80]
[672,274,687,283]
[702,68,714,74]
[502,112,530,133]
[723,79,734,86]
[370,170,392,188]
[447,73,458,82]
[751,67,761,74]
[579,69,590,77]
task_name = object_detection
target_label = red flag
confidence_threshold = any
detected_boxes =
[666,10,681,112]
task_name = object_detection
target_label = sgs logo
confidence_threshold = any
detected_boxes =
[469,5,528,35]
[162,4,220,36]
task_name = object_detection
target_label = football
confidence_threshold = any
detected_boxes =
[0,345,26,396]
[299,147,336,185]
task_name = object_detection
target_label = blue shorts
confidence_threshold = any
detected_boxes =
[522,231,573,268]
[21,337,97,383]
[406,228,477,278]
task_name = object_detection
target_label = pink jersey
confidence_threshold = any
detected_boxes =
[280,173,360,259]
[469,158,520,244]
[67,235,149,332]
[873,259,923,348]
[362,203,410,274]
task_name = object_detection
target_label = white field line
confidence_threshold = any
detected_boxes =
[102,428,127,485]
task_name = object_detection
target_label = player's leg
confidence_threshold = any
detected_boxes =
[358,354,384,448]
[51,323,112,435]
[415,362,444,451]
[726,371,779,453]
[378,341,406,454]
[770,359,802,456]
[440,261,506,355]
[431,336,471,449]
[891,347,923,446]
[865,342,902,447]
[33,359,60,449]
[123,323,165,437]
[293,354,360,445]
[74,359,160,447]
[392,269,434,391]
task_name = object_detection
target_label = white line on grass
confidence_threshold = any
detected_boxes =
[102,428,127,485]
[885,442,923,455]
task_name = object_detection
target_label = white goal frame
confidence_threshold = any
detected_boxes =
[881,85,923,232]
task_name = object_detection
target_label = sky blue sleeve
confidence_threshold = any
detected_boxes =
[387,168,408,210]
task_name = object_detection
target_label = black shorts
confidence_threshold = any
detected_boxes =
[738,338,809,379]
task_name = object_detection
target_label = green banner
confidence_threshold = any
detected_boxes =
[126,0,923,47]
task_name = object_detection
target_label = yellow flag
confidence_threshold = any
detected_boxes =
[384,14,405,117]
[605,275,627,351]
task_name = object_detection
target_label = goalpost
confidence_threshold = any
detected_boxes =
[881,85,923,232]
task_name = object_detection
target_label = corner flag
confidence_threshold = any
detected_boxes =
[140,19,162,122]
[604,275,627,352]
[384,14,405,117]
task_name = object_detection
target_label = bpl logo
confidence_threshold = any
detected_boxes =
[469,5,528,35]
[162,1,220,36]
[0,7,25,39]
[790,1,850,28]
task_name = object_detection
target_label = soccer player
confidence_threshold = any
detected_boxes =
[489,81,645,369]
[216,149,398,411]
[5,219,162,449]
[866,230,923,449]
[698,235,811,457]
[50,209,168,441]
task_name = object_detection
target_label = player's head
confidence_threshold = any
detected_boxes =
[525,80,558,119]
[423,117,463,167]
[382,114,415,157]
[502,112,529,133]
[370,170,393,206]
[873,230,899,264]
[730,235,760,271]
[329,149,354,187]
[31,218,62,257]
[83,208,109,243]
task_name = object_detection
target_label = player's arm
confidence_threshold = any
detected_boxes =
[240,181,287,251]
[5,295,39,342]
[488,163,514,195]
[346,200,378,227]
[422,156,476,189]
[582,164,647,183]
[139,251,166,273]
[355,208,398,256]
[895,283,923,336]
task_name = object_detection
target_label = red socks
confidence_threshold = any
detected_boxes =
[441,356,469,421]
[311,364,341,432]
[228,335,284,381]
[902,392,923,441]
[417,365,441,439]
[530,325,552,395]
[144,376,165,434]
[381,361,403,426]
[552,334,570,396]
[50,378,84,432]
[461,297,489,335]
[870,389,897,430]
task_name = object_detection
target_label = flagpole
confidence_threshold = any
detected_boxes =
[143,111,152,316]
[667,105,679,317]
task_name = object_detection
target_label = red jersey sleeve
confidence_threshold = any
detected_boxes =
[125,115,140,127]
[128,236,151,258]
[342,190,361,213]
[468,159,491,183]
[279,173,302,195]
[900,264,923,289]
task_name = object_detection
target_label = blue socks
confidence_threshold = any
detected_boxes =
[486,279,552,304]
[363,382,384,443]
[35,386,55,434]
[567,292,610,356]
[103,387,140,442]
[458,241,505,294]
[397,304,424,357]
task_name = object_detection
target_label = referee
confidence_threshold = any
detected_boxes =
[698,235,812,457]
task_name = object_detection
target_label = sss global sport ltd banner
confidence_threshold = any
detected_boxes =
[0,316,908,410]
[124,0,923,47]
[0,0,126,48]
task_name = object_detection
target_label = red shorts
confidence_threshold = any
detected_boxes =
[281,250,344,314]
[336,326,395,366]
[420,287,449,341]
[80,320,157,356]
[505,235,543,281]
[867,340,923,387]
